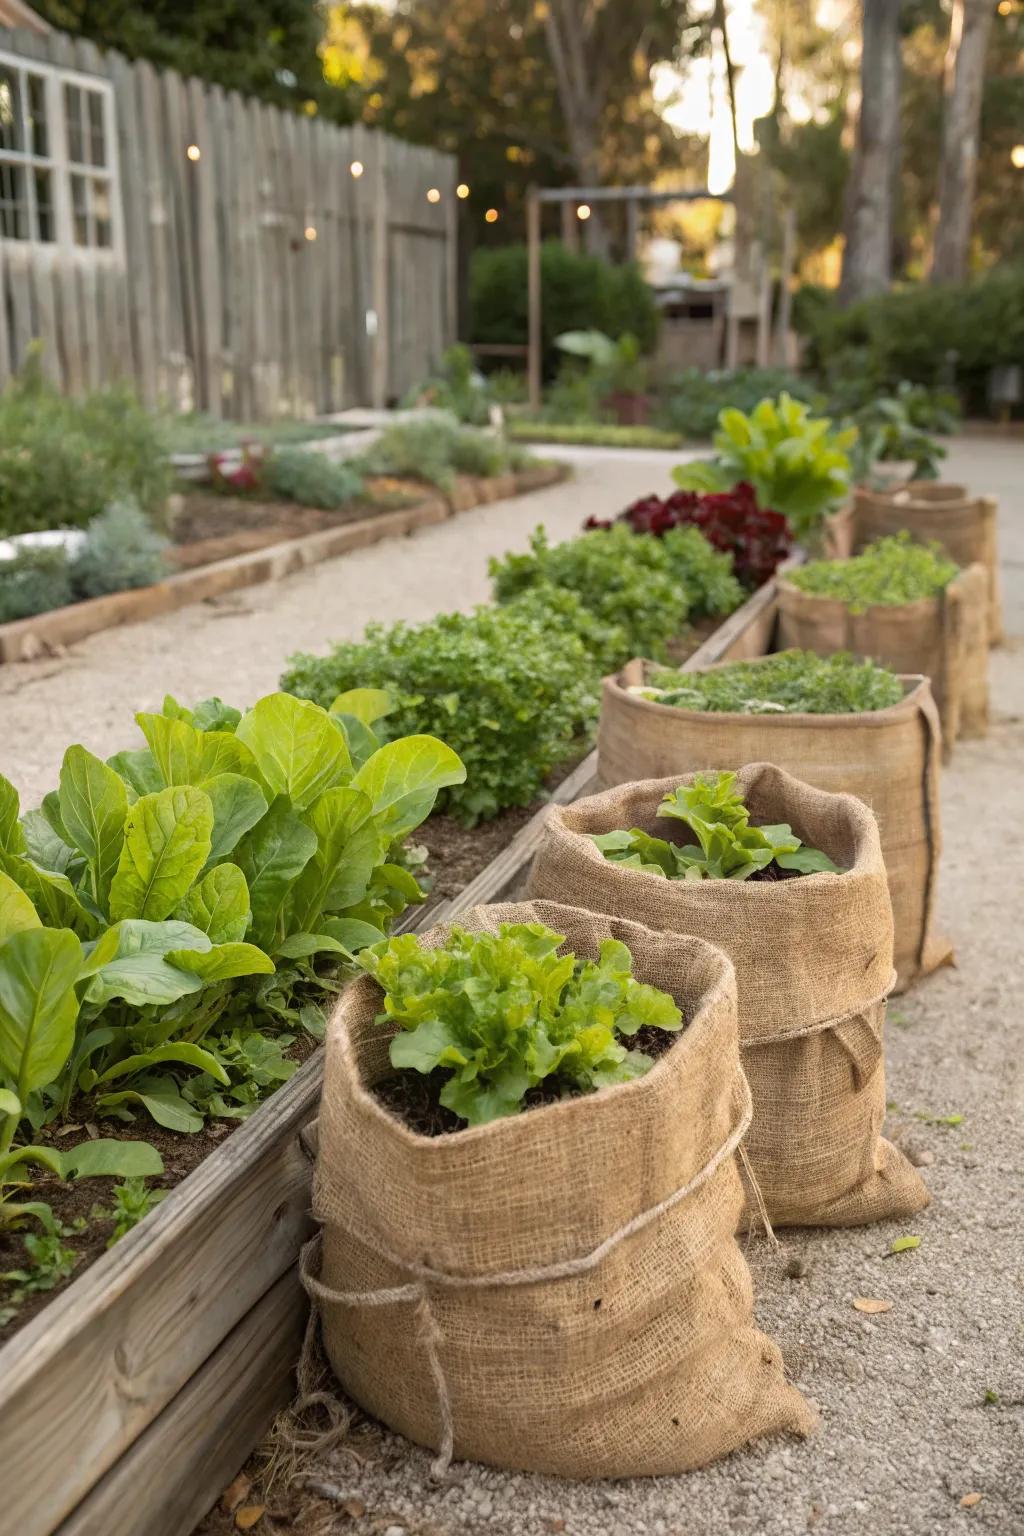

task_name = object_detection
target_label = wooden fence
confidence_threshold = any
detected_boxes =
[0,27,457,416]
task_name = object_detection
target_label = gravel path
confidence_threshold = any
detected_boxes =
[0,447,687,808]
[2,434,1022,1534]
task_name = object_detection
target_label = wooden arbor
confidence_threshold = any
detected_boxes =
[525,183,732,411]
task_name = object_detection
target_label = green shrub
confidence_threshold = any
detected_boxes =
[450,428,507,478]
[490,523,741,673]
[0,363,171,537]
[401,344,492,426]
[264,449,364,509]
[672,393,857,546]
[72,499,171,599]
[641,650,905,715]
[363,418,511,492]
[282,604,598,824]
[157,413,345,455]
[470,243,658,373]
[0,545,73,623]
[799,267,1024,415]
[657,368,819,441]
[788,533,957,611]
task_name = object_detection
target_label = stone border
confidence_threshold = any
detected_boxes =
[0,466,568,664]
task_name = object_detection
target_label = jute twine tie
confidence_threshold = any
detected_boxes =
[298,1071,756,1480]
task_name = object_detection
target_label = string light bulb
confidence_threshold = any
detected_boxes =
[186,144,201,162]
[576,203,591,221]
[1012,144,1024,169]
[426,187,441,203]
[304,225,317,241]
[350,159,364,178]
[484,207,499,223]
[456,183,470,199]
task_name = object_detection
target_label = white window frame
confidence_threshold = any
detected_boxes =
[0,49,124,263]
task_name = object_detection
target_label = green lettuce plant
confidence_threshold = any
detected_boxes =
[787,532,957,612]
[672,393,858,544]
[638,650,905,716]
[358,921,683,1127]
[592,771,840,882]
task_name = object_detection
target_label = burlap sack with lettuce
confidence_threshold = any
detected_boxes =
[528,765,930,1230]
[596,659,951,992]
[307,898,814,1479]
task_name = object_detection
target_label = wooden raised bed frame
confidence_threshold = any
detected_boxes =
[0,465,565,664]
[0,570,789,1536]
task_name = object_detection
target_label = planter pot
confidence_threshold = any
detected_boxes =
[776,564,989,750]
[528,764,930,1230]
[853,484,1002,645]
[306,899,814,1478]
[596,661,950,992]
[603,391,651,427]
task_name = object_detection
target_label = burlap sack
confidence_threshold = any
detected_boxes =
[596,659,951,991]
[853,484,1002,644]
[776,565,990,748]
[306,899,814,1479]
[528,765,930,1230]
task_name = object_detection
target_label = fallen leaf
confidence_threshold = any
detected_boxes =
[235,1507,266,1531]
[960,1492,983,1509]
[342,1498,366,1518]
[889,1236,921,1255]
[221,1475,251,1514]
[853,1297,893,1314]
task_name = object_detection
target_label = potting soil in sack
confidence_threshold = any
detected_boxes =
[528,764,931,1230]
[596,654,951,992]
[304,899,814,1478]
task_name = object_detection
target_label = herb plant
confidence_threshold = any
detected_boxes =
[0,546,74,624]
[264,449,365,510]
[283,604,597,824]
[592,771,839,882]
[672,393,857,545]
[787,532,957,612]
[362,417,515,493]
[490,523,742,673]
[637,650,905,716]
[71,498,170,599]
[358,922,683,1127]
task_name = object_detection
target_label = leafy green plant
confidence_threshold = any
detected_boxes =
[283,605,597,824]
[264,449,364,510]
[656,367,819,441]
[554,329,649,398]
[364,417,514,492]
[788,533,957,612]
[358,921,682,1127]
[71,498,171,599]
[506,421,681,449]
[0,691,464,1134]
[592,771,839,883]
[0,355,171,537]
[846,388,950,484]
[1,1224,78,1324]
[638,650,906,716]
[672,393,857,545]
[101,1177,167,1246]
[401,344,492,426]
[0,546,74,624]
[490,523,742,673]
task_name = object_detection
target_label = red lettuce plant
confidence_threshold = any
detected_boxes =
[585,482,791,589]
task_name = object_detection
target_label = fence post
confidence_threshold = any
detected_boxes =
[371,137,389,409]
[527,188,542,413]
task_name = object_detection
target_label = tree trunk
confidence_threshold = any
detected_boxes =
[839,0,903,306]
[931,0,995,284]
[715,0,741,169]
[543,0,610,256]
